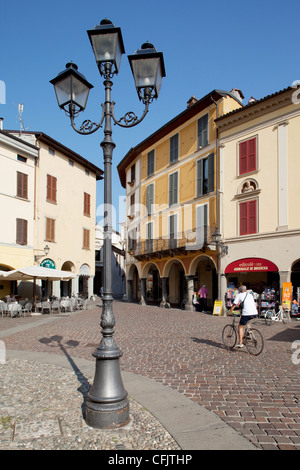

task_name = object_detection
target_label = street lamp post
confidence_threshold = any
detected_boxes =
[50,19,165,429]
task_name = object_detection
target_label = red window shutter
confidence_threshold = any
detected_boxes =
[248,138,256,172]
[239,137,257,175]
[248,200,257,233]
[240,202,248,235]
[240,200,257,235]
[239,142,247,175]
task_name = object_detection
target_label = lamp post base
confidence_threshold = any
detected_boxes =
[85,394,129,429]
[85,340,129,428]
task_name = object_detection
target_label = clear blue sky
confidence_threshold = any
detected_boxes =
[1,0,300,230]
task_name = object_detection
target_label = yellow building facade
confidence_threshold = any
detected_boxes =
[118,90,243,310]
[215,86,300,311]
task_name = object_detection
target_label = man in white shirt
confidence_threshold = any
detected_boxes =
[228,285,258,348]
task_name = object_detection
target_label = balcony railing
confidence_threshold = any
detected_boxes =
[132,226,216,259]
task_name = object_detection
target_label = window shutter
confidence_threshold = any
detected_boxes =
[46,218,55,242]
[197,160,203,197]
[146,184,154,215]
[170,134,179,164]
[248,138,256,172]
[84,192,91,216]
[169,172,178,206]
[47,175,57,202]
[16,218,27,245]
[248,200,257,233]
[240,200,257,235]
[17,172,28,199]
[147,150,154,176]
[239,142,247,174]
[83,229,90,249]
[239,138,257,175]
[240,202,248,235]
[207,154,214,193]
[198,114,208,148]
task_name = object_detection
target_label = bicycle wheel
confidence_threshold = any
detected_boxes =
[265,310,275,326]
[222,325,237,350]
[281,309,288,324]
[244,328,264,356]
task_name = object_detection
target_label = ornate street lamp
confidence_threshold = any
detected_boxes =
[50,19,165,429]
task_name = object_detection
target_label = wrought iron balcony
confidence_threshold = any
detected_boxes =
[132,226,216,260]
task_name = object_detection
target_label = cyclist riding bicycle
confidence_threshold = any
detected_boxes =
[228,285,258,348]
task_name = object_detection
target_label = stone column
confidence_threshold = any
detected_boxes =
[185,276,195,311]
[127,279,133,303]
[139,278,146,305]
[160,277,170,308]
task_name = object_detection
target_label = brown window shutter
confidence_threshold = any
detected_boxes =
[84,192,91,216]
[17,172,28,199]
[47,175,57,202]
[83,229,90,249]
[46,218,55,242]
[16,218,28,245]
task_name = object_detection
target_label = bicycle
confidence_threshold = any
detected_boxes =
[222,314,264,356]
[265,305,289,326]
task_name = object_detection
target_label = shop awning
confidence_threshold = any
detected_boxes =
[225,258,278,274]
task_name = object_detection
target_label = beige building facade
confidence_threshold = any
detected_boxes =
[0,129,103,299]
[216,86,300,309]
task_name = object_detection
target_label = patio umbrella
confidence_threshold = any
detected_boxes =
[0,265,77,308]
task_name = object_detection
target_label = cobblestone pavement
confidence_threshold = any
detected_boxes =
[1,302,300,450]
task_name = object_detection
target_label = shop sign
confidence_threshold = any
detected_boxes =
[225,258,278,274]
[282,282,292,309]
[40,258,55,269]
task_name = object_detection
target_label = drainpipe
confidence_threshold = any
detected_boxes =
[211,96,222,300]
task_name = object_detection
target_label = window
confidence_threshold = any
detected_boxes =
[198,114,209,148]
[17,154,27,163]
[130,193,135,215]
[46,175,57,203]
[146,183,154,215]
[16,218,27,245]
[85,169,89,176]
[239,200,257,235]
[170,133,179,164]
[83,229,90,249]
[196,203,208,247]
[46,218,55,242]
[147,149,155,177]
[17,172,28,199]
[131,163,136,182]
[197,154,214,196]
[145,222,153,252]
[169,172,178,207]
[169,213,178,249]
[68,159,74,167]
[48,147,55,156]
[239,137,257,175]
[84,192,91,216]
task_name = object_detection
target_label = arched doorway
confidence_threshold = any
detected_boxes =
[145,264,161,305]
[61,261,75,297]
[291,260,300,301]
[163,259,186,308]
[127,264,140,302]
[192,255,216,311]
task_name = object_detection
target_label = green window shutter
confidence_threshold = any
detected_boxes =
[207,153,214,193]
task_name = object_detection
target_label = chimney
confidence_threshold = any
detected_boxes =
[0,117,3,130]
[187,96,197,108]
[230,88,244,104]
